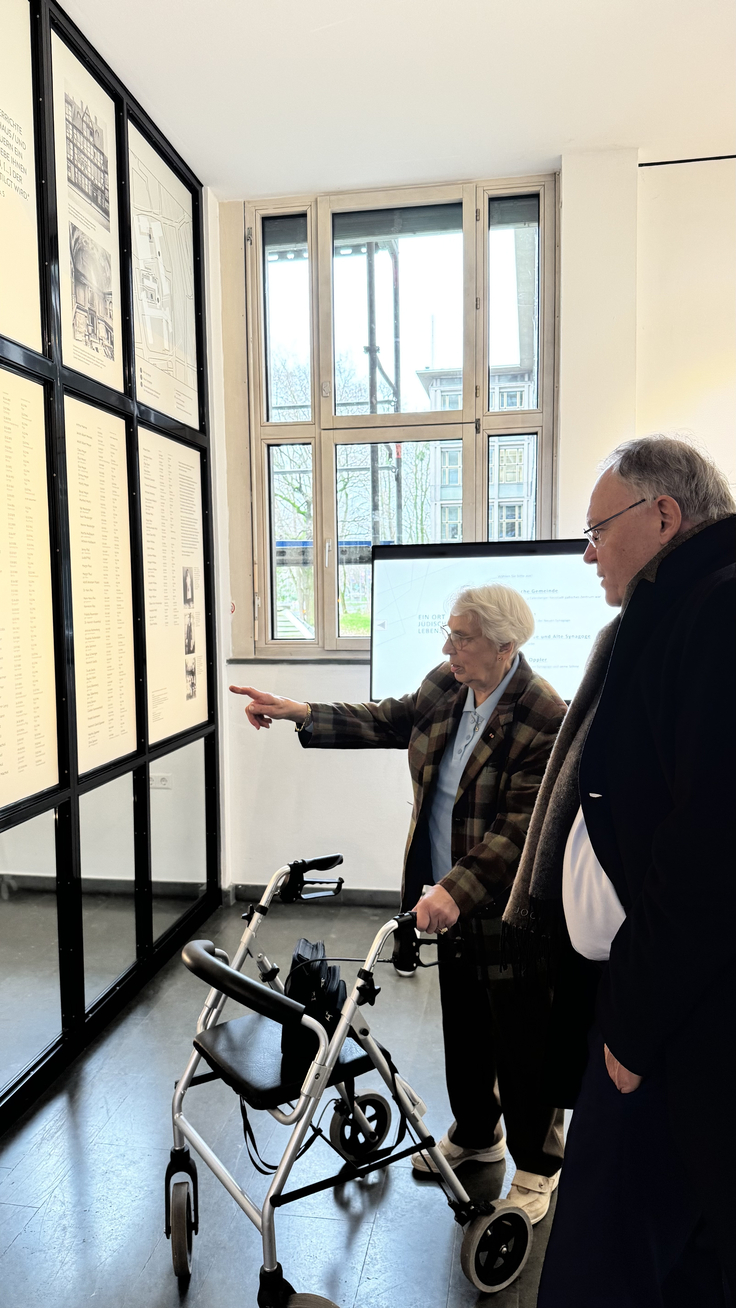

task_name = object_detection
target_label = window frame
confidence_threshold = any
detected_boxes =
[244,174,558,659]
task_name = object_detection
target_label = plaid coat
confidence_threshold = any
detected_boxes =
[301,655,566,918]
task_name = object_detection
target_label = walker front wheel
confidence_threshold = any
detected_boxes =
[460,1205,532,1293]
[329,1093,391,1163]
[170,1180,194,1280]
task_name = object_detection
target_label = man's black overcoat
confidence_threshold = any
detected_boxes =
[578,514,736,1270]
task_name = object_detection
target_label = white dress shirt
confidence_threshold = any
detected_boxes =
[429,655,519,884]
[562,806,626,961]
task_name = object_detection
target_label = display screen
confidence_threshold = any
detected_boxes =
[370,541,610,703]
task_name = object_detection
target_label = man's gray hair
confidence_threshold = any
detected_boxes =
[450,584,535,655]
[600,435,735,525]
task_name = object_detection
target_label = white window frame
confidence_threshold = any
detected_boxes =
[244,174,558,659]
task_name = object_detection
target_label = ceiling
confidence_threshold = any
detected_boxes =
[61,0,735,199]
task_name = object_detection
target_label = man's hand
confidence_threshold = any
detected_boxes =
[229,684,309,731]
[604,1044,643,1094]
[412,885,460,933]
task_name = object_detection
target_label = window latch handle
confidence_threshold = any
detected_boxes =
[325,538,332,569]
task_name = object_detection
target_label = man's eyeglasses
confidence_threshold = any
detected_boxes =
[583,499,646,544]
[440,624,476,650]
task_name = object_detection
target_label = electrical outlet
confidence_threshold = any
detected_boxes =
[150,773,173,790]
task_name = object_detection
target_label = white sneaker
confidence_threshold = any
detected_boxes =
[507,1168,560,1225]
[411,1122,506,1173]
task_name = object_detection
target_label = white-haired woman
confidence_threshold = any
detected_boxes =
[231,584,567,1224]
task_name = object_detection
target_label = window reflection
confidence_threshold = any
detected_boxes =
[151,739,206,940]
[0,810,61,1089]
[79,773,136,1007]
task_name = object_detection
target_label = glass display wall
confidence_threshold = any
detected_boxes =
[0,0,218,1133]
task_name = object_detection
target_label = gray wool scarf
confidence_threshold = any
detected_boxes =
[502,618,619,934]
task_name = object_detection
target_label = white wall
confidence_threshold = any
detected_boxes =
[557,150,736,535]
[636,158,736,485]
[557,150,639,536]
[226,662,413,893]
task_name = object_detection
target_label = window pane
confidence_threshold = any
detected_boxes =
[151,739,206,941]
[488,434,537,540]
[263,214,311,422]
[79,772,136,1007]
[0,811,60,1090]
[336,439,462,636]
[269,444,315,640]
[333,204,463,416]
[488,195,539,411]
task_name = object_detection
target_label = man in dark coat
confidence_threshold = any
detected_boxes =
[503,435,736,1306]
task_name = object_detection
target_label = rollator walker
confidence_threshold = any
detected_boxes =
[165,854,533,1305]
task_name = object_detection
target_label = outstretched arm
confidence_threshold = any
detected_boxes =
[229,684,309,730]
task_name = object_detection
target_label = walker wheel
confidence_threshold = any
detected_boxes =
[286,1297,341,1307]
[460,1205,532,1293]
[329,1092,391,1163]
[170,1180,194,1280]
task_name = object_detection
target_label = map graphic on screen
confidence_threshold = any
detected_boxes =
[370,541,611,703]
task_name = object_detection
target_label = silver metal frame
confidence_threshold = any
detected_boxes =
[170,862,473,1274]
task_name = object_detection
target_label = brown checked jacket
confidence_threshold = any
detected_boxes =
[301,655,566,918]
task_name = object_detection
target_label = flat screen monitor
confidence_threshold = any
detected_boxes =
[370,540,611,703]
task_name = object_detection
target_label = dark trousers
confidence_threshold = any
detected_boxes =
[437,928,565,1177]
[538,1029,733,1308]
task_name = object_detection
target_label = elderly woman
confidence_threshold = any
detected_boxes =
[230,584,566,1223]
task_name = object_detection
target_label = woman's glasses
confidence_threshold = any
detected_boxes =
[440,624,476,651]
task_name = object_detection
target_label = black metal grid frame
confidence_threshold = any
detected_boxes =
[0,0,220,1134]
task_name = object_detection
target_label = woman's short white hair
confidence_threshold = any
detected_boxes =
[449,584,535,655]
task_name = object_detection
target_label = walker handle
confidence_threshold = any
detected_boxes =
[182,940,305,1026]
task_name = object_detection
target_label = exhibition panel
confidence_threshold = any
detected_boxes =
[129,124,199,427]
[0,368,58,808]
[0,0,219,1133]
[139,427,208,739]
[0,0,42,351]
[51,31,124,393]
[64,397,137,772]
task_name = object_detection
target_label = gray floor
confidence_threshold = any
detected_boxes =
[0,901,556,1308]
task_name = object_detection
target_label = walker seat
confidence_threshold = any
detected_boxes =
[195,1015,379,1111]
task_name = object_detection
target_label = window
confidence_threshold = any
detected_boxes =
[441,505,462,541]
[263,214,311,422]
[499,446,524,484]
[335,438,462,636]
[332,203,463,416]
[499,503,524,538]
[489,435,537,541]
[269,444,315,639]
[246,177,556,654]
[488,195,539,412]
[441,446,461,487]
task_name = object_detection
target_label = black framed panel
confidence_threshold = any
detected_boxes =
[0,0,220,1135]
